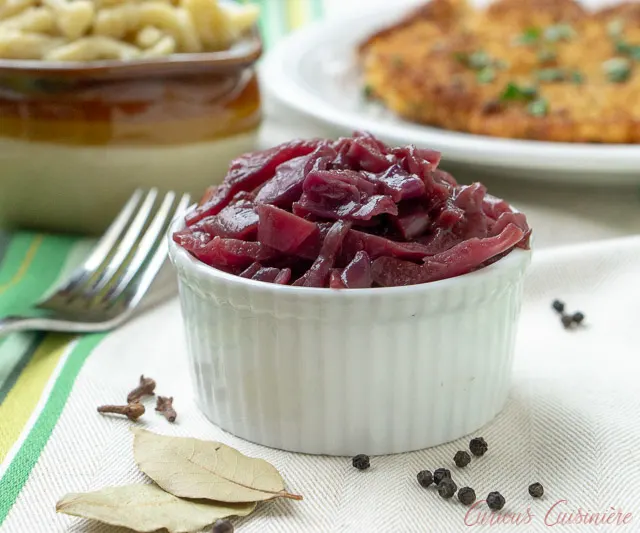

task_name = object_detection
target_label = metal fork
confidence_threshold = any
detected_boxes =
[0,189,191,336]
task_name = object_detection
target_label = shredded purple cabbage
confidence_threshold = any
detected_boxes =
[175,132,530,288]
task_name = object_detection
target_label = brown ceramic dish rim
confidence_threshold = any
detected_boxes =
[0,28,262,80]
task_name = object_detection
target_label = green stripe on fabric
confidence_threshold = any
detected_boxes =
[270,0,287,41]
[0,232,12,269]
[0,237,88,392]
[258,0,288,48]
[0,234,39,293]
[310,0,324,20]
[0,334,38,391]
[256,0,274,49]
[0,333,44,405]
[0,234,80,400]
[0,234,77,316]
[0,332,106,526]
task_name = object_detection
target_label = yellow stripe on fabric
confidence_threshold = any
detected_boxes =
[286,0,308,30]
[0,335,68,461]
[0,236,43,295]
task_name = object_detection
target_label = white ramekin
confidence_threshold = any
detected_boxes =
[168,214,532,456]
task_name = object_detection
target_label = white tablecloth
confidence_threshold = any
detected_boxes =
[3,235,640,532]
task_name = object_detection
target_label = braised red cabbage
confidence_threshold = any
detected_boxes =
[175,132,530,288]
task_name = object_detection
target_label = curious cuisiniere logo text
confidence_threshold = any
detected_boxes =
[464,500,633,527]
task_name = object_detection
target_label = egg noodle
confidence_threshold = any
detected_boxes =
[0,0,259,60]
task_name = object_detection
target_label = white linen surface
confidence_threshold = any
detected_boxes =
[3,236,640,532]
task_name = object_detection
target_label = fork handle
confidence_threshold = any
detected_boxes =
[0,316,47,336]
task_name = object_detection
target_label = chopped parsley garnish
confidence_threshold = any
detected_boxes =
[606,18,640,69]
[363,84,374,99]
[477,67,496,84]
[535,68,584,84]
[603,57,632,83]
[500,82,538,102]
[515,27,541,46]
[544,24,575,42]
[536,68,566,82]
[455,50,505,84]
[468,51,491,70]
[571,71,585,84]
[454,50,493,70]
[499,83,547,115]
[615,41,640,61]
[527,98,549,117]
[537,49,557,64]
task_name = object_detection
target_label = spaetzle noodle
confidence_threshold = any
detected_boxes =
[0,0,258,61]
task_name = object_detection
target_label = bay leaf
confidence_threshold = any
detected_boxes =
[132,428,302,503]
[56,484,256,533]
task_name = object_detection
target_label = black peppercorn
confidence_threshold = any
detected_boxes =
[438,478,457,499]
[417,470,433,488]
[487,491,506,511]
[561,314,574,329]
[352,454,370,470]
[433,468,451,485]
[453,450,471,468]
[528,482,544,498]
[552,300,565,314]
[469,437,488,457]
[572,312,585,325]
[458,487,476,506]
[212,519,234,533]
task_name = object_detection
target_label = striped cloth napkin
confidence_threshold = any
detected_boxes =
[0,234,104,522]
[0,1,325,526]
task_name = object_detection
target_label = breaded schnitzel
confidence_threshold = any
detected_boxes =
[359,0,640,143]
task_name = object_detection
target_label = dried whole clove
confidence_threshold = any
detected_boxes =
[552,300,565,314]
[433,468,451,485]
[127,375,156,403]
[97,402,145,421]
[469,437,488,457]
[212,518,234,533]
[438,478,457,499]
[352,454,370,470]
[417,470,433,488]
[529,482,544,498]
[487,491,506,511]
[458,486,476,505]
[453,450,471,468]
[155,396,177,423]
[561,314,574,329]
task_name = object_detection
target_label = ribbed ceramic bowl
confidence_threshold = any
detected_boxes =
[168,214,532,456]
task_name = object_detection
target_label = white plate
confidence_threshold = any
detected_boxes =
[261,3,640,185]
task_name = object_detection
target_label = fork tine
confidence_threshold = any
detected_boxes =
[56,189,144,295]
[83,188,159,297]
[119,193,191,310]
[105,191,177,301]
